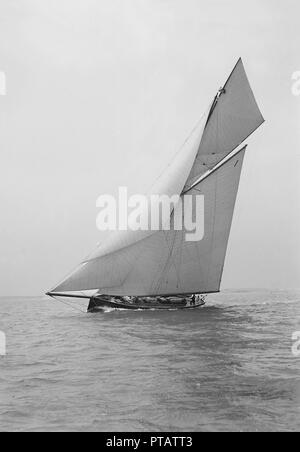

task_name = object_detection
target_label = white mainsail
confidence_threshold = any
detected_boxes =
[50,59,264,297]
[53,148,246,295]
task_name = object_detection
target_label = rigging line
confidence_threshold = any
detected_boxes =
[149,233,173,295]
[49,295,88,314]
[169,210,185,290]
[208,171,218,286]
[153,231,171,294]
[169,229,182,290]
[163,228,180,287]
[176,222,185,290]
[175,206,185,286]
[153,228,177,294]
[193,193,204,285]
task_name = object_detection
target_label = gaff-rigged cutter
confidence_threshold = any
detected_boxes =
[46,59,264,312]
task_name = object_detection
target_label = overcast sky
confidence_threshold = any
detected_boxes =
[0,0,299,296]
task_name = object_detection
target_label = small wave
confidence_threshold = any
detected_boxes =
[17,377,62,386]
[0,410,29,418]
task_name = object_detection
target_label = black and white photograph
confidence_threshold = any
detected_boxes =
[0,0,299,435]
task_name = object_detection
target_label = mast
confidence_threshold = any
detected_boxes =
[205,86,227,126]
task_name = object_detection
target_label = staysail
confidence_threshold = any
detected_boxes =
[49,59,264,297]
[86,107,211,261]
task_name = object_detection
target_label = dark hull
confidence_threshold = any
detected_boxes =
[88,296,205,312]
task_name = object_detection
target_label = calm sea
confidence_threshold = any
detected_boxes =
[0,290,299,432]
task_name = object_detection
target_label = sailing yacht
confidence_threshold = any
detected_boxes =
[46,58,264,312]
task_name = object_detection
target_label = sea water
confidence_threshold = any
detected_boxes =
[0,290,299,432]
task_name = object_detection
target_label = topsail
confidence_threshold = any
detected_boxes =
[184,58,264,191]
[49,59,264,297]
